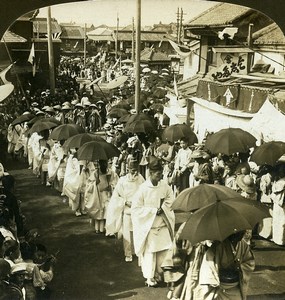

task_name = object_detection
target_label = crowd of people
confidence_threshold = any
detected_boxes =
[0,55,284,300]
[0,161,56,300]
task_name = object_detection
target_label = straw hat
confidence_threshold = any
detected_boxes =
[53,105,61,111]
[45,107,55,113]
[191,149,210,160]
[71,100,79,105]
[35,110,45,116]
[75,103,83,108]
[236,175,256,194]
[62,105,71,110]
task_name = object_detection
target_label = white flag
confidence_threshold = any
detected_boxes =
[168,39,192,59]
[28,43,36,77]
[0,63,13,85]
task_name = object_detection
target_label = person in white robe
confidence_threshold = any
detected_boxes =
[47,140,67,193]
[85,160,118,233]
[62,152,91,215]
[105,159,145,262]
[270,163,285,245]
[131,157,175,287]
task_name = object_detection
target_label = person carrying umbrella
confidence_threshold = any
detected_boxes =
[210,231,255,300]
[131,157,175,287]
[173,138,193,194]
[84,160,119,234]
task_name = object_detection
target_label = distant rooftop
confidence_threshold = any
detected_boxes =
[185,3,251,27]
[1,30,27,43]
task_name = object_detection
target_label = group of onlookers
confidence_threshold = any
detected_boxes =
[0,162,56,300]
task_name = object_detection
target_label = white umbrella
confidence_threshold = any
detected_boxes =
[0,83,14,102]
[142,67,151,73]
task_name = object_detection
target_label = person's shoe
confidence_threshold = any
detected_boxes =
[95,230,100,234]
[145,278,158,287]
[28,166,32,170]
[125,256,133,262]
[75,211,82,217]
[46,182,51,187]
[81,210,87,215]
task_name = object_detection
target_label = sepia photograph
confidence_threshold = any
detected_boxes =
[0,0,285,299]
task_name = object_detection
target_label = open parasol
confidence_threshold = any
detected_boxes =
[63,133,105,150]
[162,124,198,144]
[172,184,244,212]
[77,141,120,161]
[107,108,129,118]
[50,124,85,141]
[29,121,58,135]
[179,198,270,244]
[124,119,154,134]
[126,112,153,124]
[0,83,14,102]
[11,113,35,126]
[118,114,131,124]
[205,128,257,155]
[250,141,285,166]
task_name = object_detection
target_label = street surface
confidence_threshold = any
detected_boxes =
[4,157,285,300]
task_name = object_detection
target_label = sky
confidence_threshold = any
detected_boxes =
[37,0,217,27]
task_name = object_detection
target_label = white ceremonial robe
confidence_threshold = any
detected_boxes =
[106,173,145,235]
[131,179,175,279]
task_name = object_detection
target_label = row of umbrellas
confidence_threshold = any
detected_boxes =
[11,111,285,166]
[12,113,120,162]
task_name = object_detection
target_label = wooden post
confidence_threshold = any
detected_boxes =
[47,6,55,95]
[84,23,87,67]
[132,17,135,62]
[135,0,141,113]
[247,23,254,73]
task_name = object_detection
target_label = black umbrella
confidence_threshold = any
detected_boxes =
[63,133,105,150]
[205,128,257,155]
[50,124,85,141]
[77,141,120,161]
[250,141,285,166]
[11,113,34,126]
[162,124,197,144]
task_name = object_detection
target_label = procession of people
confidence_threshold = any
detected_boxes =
[0,52,284,300]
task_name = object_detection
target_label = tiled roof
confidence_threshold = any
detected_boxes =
[88,28,113,36]
[33,18,61,34]
[60,25,85,39]
[118,31,165,42]
[1,30,27,43]
[253,23,285,45]
[185,3,251,27]
[140,48,170,62]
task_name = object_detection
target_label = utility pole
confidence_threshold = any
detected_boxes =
[179,8,184,44]
[115,14,119,59]
[247,23,254,73]
[176,7,180,43]
[84,23,87,68]
[47,6,55,95]
[135,0,141,113]
[132,17,135,62]
[177,7,185,44]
